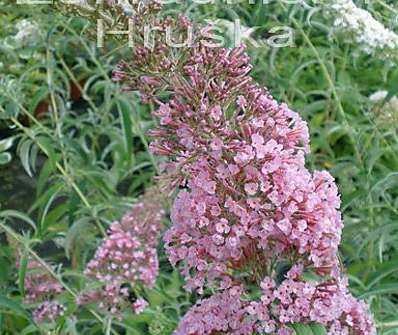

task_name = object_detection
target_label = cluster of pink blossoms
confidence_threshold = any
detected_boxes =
[249,265,375,335]
[78,189,164,316]
[149,45,344,288]
[17,258,65,323]
[104,2,376,333]
[175,286,255,335]
[176,266,375,335]
[32,301,65,324]
[145,43,375,334]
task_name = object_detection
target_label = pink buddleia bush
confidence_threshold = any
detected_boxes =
[151,51,375,332]
[85,1,376,333]
[77,188,164,316]
[148,44,344,285]
[147,43,340,266]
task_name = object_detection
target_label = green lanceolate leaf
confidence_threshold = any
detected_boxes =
[18,251,28,297]
[0,294,34,324]
[310,323,327,335]
[367,259,398,288]
[117,98,133,167]
[291,323,313,335]
[18,139,34,177]
[0,210,37,232]
[0,137,14,152]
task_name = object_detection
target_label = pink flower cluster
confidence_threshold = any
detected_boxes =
[22,259,63,304]
[147,43,374,335]
[32,301,65,324]
[18,258,65,323]
[107,5,375,334]
[175,286,255,335]
[84,218,159,287]
[150,45,342,291]
[249,265,375,335]
[78,189,164,316]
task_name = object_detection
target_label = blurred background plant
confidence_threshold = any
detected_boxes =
[0,0,397,334]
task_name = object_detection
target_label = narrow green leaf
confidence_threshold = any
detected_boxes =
[360,283,398,298]
[36,136,56,167]
[30,183,63,215]
[0,294,34,323]
[36,157,58,197]
[0,255,11,285]
[20,324,39,335]
[0,137,14,152]
[0,210,36,232]
[18,252,28,297]
[44,204,68,232]
[367,259,398,288]
[64,217,92,258]
[38,185,62,233]
[117,98,133,167]
[18,140,33,177]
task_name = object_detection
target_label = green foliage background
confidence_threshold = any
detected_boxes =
[0,0,397,334]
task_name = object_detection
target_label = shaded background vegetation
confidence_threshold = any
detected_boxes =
[0,0,397,334]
